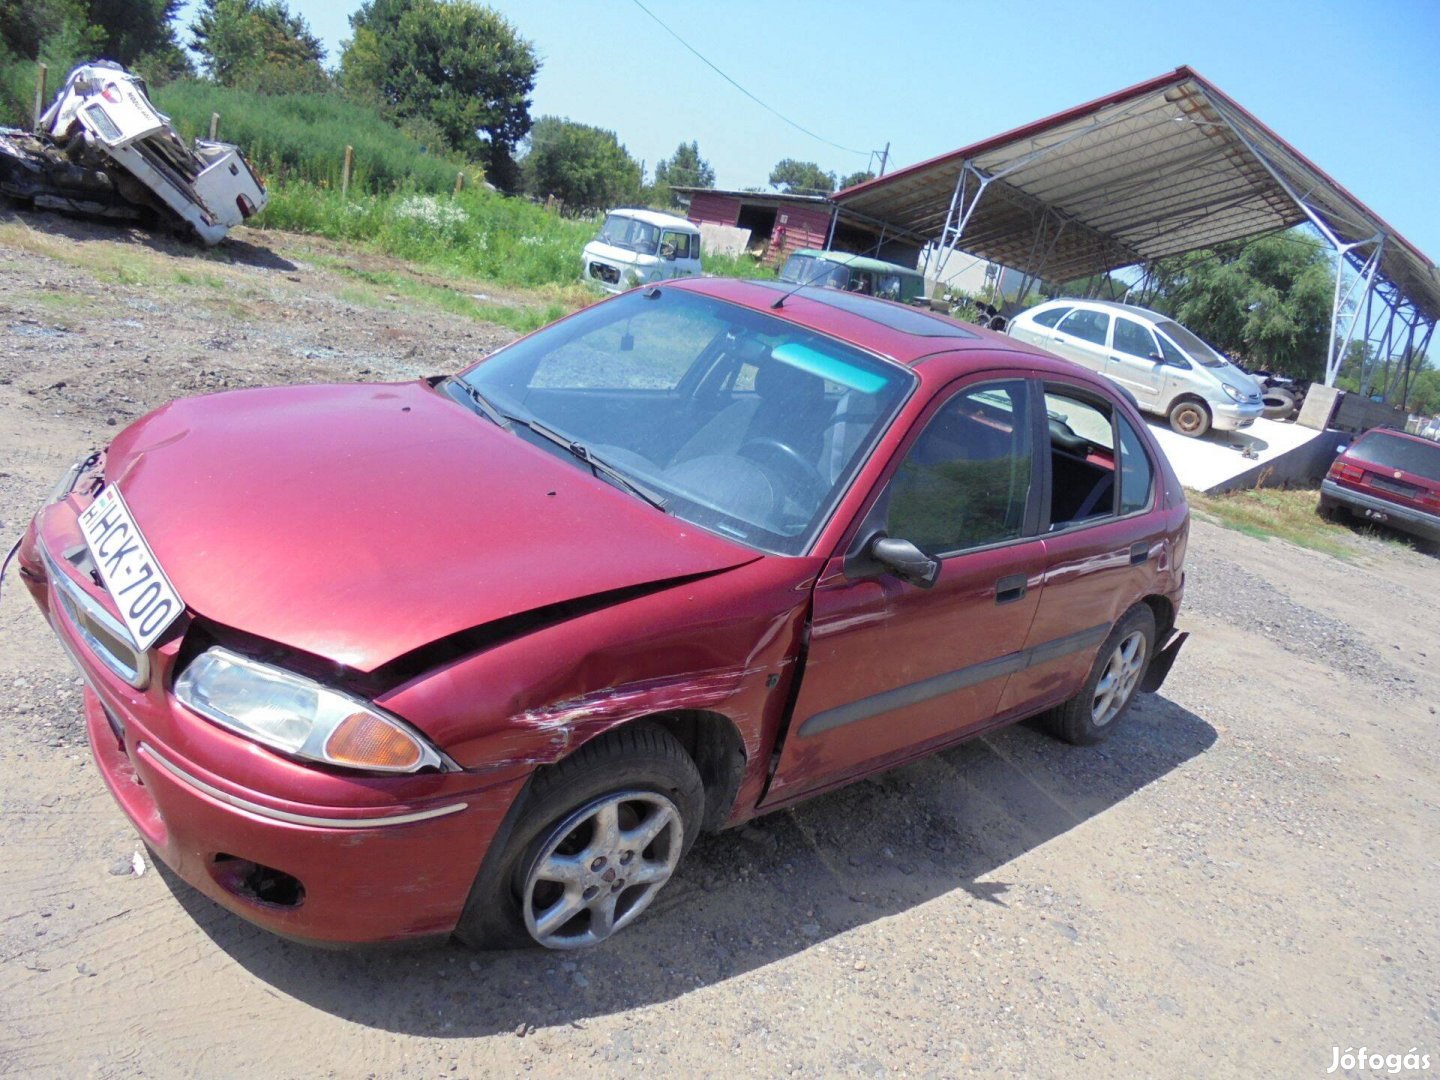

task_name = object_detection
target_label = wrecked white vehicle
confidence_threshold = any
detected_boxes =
[0,61,266,245]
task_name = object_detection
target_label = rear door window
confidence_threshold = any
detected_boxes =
[1031,306,1072,329]
[1056,308,1111,346]
[1044,389,1117,528]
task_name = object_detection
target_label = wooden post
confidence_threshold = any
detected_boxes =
[32,63,48,130]
[209,112,220,140]
[453,171,464,196]
[341,145,353,198]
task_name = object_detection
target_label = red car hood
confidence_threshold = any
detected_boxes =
[102,381,758,671]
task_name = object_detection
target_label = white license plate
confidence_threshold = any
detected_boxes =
[77,485,184,651]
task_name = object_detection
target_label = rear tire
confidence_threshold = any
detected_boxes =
[1044,605,1156,746]
[454,722,704,951]
[1168,399,1211,438]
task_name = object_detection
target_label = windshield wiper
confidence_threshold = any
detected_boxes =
[514,418,669,513]
[451,379,512,430]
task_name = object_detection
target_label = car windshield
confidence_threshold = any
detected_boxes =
[458,289,913,555]
[596,214,660,255]
[1155,320,1226,367]
[1348,432,1440,482]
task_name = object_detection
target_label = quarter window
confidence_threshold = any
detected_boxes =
[1113,318,1159,359]
[886,380,1032,555]
[1056,308,1111,346]
[1117,415,1154,514]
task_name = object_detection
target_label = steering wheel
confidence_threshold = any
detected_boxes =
[739,436,829,507]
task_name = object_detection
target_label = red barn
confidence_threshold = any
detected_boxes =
[674,187,920,268]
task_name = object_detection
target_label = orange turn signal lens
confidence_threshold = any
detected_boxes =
[324,712,423,771]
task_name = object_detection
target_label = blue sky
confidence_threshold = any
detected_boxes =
[180,0,1440,258]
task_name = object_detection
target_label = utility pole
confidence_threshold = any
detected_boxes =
[878,142,890,177]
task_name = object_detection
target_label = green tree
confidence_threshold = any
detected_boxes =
[87,0,188,73]
[1148,230,1335,379]
[838,169,874,189]
[190,0,325,93]
[768,158,835,195]
[1406,363,1440,416]
[1,0,89,61]
[1,0,190,79]
[651,140,715,208]
[655,140,713,187]
[522,115,641,214]
[341,0,537,186]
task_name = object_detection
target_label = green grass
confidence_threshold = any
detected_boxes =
[704,252,776,280]
[314,258,591,333]
[1186,485,1399,558]
[151,81,470,194]
[258,183,598,289]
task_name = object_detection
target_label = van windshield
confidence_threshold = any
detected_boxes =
[597,214,660,255]
[1156,321,1226,367]
[779,254,845,289]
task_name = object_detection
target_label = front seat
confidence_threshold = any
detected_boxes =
[671,358,828,466]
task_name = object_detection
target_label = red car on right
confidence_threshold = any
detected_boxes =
[1321,428,1440,544]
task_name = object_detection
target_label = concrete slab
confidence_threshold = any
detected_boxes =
[1145,416,1339,493]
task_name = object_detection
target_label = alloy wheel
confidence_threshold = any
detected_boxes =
[1091,629,1148,727]
[522,790,682,949]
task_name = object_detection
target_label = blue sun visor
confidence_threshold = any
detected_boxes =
[771,342,890,394]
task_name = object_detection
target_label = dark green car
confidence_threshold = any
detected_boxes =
[779,249,927,305]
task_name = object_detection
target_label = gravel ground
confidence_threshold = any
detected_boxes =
[1,210,1438,1080]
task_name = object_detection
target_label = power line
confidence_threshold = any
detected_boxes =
[627,0,870,157]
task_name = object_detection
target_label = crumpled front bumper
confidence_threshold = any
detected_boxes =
[19,502,527,944]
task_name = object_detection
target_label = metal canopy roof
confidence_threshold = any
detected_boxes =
[834,67,1440,331]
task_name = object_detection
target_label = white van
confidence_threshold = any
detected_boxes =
[581,208,702,293]
[1008,298,1264,437]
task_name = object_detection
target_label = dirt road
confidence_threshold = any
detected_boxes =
[2,212,1437,1079]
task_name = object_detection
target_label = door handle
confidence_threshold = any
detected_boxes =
[1130,541,1151,566]
[995,573,1028,604]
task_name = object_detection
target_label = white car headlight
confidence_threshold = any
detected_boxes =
[174,647,448,773]
[1221,383,1244,402]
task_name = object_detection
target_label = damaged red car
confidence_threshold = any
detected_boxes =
[18,278,1188,949]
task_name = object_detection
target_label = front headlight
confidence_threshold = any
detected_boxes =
[1220,383,1244,402]
[174,647,448,773]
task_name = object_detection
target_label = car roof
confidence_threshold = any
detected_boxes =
[1027,297,1172,321]
[1352,426,1440,450]
[786,249,923,277]
[605,207,699,231]
[668,278,1116,383]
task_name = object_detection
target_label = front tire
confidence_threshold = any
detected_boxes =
[1045,605,1155,745]
[454,722,704,950]
[1168,399,1212,438]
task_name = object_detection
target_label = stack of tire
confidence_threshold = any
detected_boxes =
[1256,374,1306,422]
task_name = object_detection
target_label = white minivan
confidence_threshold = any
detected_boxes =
[581,208,702,293]
[1008,299,1264,437]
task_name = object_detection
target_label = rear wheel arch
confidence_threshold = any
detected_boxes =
[1142,594,1175,643]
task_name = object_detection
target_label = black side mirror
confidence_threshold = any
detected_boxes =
[871,536,940,589]
[1148,353,1165,363]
